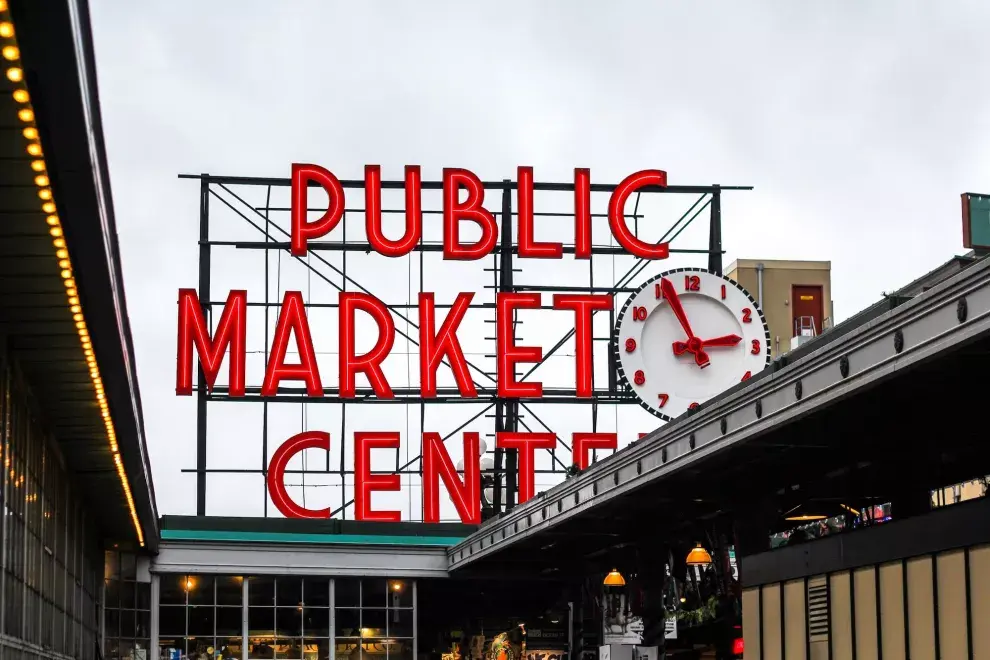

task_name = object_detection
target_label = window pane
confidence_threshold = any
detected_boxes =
[105,608,120,638]
[277,578,302,607]
[190,637,213,659]
[159,638,186,660]
[104,580,119,609]
[303,579,329,607]
[218,637,243,659]
[249,607,275,638]
[303,608,329,637]
[334,609,360,638]
[217,576,243,606]
[276,639,303,659]
[362,609,386,637]
[137,609,151,638]
[188,605,215,636]
[361,579,387,607]
[121,553,137,580]
[304,638,330,660]
[387,580,412,608]
[121,609,136,637]
[189,575,215,605]
[250,578,275,607]
[120,581,136,609]
[159,606,186,636]
[137,582,151,610]
[160,576,188,605]
[387,608,413,638]
[276,607,302,637]
[334,579,359,607]
[104,551,120,580]
[249,637,276,659]
[217,606,242,637]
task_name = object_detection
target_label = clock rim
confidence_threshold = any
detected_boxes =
[613,266,772,422]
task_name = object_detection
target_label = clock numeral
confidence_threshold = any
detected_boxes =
[657,393,669,407]
[751,339,761,355]
[624,338,637,353]
[688,402,700,410]
[632,306,648,321]
[721,284,726,300]
[654,283,662,299]
[741,371,752,382]
[742,308,752,323]
[684,275,700,292]
[633,370,646,385]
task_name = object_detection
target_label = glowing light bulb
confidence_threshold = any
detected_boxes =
[17,108,33,122]
[0,23,13,38]
[5,67,22,82]
[1,46,18,61]
[12,89,28,103]
[31,160,45,172]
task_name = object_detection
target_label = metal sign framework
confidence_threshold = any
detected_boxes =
[179,171,751,520]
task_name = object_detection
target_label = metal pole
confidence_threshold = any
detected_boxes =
[708,186,722,276]
[500,183,518,511]
[196,174,211,515]
[242,577,249,660]
[150,574,160,658]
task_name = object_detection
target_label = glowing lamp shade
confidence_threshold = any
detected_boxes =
[686,543,713,566]
[603,568,626,587]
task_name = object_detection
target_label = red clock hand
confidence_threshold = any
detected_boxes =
[660,278,695,339]
[661,278,710,367]
[700,334,742,347]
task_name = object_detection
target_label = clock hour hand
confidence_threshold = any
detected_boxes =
[699,334,742,347]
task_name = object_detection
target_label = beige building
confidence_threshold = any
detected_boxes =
[727,259,834,358]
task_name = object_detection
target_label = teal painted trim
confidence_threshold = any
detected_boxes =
[160,529,466,546]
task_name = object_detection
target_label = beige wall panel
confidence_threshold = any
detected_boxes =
[906,556,935,660]
[936,550,968,660]
[829,572,853,660]
[743,587,762,660]
[853,567,878,660]
[970,544,990,660]
[878,562,906,660]
[763,584,783,660]
[783,579,807,660]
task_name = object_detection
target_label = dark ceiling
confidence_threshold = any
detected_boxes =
[1,0,158,550]
[450,333,990,581]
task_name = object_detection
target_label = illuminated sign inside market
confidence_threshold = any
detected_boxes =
[175,164,766,524]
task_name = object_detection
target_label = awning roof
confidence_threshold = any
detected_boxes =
[1,0,158,551]
[446,254,990,577]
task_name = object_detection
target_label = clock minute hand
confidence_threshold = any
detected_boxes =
[660,278,695,339]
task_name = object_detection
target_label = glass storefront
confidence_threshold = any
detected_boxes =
[0,345,103,660]
[157,576,415,660]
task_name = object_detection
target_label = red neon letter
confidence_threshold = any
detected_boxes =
[291,163,345,256]
[266,431,330,519]
[365,165,422,257]
[176,289,246,397]
[517,166,562,259]
[574,168,592,259]
[497,293,543,398]
[608,170,670,259]
[419,292,478,398]
[354,432,401,522]
[553,294,612,397]
[495,432,556,504]
[422,432,481,524]
[262,291,323,397]
[571,433,617,470]
[339,293,395,398]
[442,168,497,260]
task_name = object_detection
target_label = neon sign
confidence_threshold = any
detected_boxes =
[176,164,676,524]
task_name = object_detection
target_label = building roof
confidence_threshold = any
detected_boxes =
[1,0,158,550]
[727,258,831,272]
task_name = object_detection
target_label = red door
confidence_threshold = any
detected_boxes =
[791,285,824,337]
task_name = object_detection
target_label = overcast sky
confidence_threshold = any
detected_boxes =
[87,0,990,519]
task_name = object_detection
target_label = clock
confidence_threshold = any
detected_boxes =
[614,267,771,420]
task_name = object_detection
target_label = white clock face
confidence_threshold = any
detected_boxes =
[614,268,771,420]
